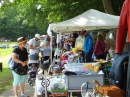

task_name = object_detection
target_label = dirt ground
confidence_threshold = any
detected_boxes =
[0,55,10,63]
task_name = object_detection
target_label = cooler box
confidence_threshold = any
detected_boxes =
[64,63,85,72]
[65,74,104,90]
[64,63,99,72]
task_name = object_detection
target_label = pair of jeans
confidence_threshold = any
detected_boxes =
[84,52,93,62]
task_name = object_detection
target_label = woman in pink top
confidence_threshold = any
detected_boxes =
[94,34,105,59]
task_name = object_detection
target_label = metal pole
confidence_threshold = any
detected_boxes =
[56,33,59,60]
[44,70,48,97]
[48,30,53,74]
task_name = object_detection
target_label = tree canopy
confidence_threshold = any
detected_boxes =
[0,0,124,41]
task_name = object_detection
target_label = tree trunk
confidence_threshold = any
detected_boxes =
[102,0,116,15]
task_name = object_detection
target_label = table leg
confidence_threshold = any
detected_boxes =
[44,70,48,97]
[70,92,72,97]
[104,63,110,84]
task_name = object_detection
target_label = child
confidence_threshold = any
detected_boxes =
[28,63,38,78]
[29,63,38,71]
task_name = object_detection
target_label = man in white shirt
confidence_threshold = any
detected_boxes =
[75,32,84,50]
[28,34,41,63]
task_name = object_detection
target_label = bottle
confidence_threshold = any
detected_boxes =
[78,56,81,63]
[93,55,96,61]
[106,54,109,62]
[92,54,96,61]
[41,57,43,63]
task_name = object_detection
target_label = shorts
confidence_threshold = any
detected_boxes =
[12,71,26,86]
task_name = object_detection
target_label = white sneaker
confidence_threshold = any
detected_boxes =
[21,94,29,97]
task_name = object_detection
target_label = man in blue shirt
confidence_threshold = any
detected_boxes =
[82,30,93,62]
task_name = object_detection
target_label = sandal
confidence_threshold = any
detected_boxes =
[21,94,29,97]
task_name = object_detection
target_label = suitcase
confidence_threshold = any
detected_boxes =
[98,85,125,97]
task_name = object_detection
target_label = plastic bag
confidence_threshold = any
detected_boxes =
[50,82,66,90]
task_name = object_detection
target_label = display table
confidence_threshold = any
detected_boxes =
[63,63,104,96]
[33,70,67,97]
[34,62,105,97]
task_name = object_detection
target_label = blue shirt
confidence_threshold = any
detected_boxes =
[83,34,93,53]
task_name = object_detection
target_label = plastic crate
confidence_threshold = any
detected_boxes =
[65,74,104,90]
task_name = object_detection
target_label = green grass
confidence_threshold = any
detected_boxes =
[0,48,13,57]
[0,62,13,94]
[0,42,16,57]
[0,43,16,94]
[0,42,16,45]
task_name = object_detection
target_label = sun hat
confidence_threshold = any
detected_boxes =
[17,37,27,45]
[35,34,41,39]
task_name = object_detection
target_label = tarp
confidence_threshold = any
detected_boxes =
[51,9,120,33]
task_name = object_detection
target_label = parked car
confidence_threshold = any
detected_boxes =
[0,44,9,48]
[12,44,18,48]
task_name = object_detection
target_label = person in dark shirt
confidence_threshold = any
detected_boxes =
[11,37,29,97]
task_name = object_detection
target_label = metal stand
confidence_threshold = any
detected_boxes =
[44,70,48,97]
[40,59,51,97]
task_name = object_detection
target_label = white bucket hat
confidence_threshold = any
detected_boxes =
[35,34,41,39]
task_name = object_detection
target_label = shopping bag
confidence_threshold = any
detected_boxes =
[14,64,28,75]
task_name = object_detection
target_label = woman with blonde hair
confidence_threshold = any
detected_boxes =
[94,34,105,59]
[11,37,29,97]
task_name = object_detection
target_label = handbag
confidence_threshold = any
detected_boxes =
[8,55,19,70]
[97,41,105,59]
[14,64,28,75]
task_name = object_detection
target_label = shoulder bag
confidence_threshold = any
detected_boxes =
[8,54,19,70]
[97,41,106,59]
[8,47,28,75]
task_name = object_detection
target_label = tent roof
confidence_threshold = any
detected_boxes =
[51,9,120,33]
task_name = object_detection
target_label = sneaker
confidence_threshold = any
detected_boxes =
[21,94,29,97]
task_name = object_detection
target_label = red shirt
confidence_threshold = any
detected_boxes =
[94,40,105,55]
[116,0,130,54]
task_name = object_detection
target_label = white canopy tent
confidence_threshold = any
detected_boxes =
[50,9,120,33]
[47,9,120,68]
